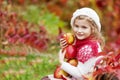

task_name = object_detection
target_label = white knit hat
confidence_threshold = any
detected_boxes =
[70,7,101,32]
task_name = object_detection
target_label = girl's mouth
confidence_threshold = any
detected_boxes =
[76,32,84,36]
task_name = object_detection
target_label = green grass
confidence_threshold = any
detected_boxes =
[0,45,60,80]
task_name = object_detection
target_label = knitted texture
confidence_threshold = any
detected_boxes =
[71,7,101,32]
[74,37,100,63]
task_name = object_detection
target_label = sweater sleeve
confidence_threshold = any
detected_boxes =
[83,56,104,74]
[61,57,104,78]
[61,62,83,79]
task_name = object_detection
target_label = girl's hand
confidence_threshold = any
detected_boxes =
[59,49,66,64]
[60,38,68,49]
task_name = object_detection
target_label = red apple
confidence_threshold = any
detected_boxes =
[63,33,74,45]
[54,66,69,79]
[65,45,76,59]
[67,58,78,67]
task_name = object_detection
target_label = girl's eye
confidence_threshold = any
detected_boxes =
[75,25,79,28]
[81,26,87,29]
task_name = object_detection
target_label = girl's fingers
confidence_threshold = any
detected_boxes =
[60,42,68,48]
[60,38,68,49]
[60,38,66,41]
[60,38,67,43]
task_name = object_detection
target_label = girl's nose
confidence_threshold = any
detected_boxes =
[77,31,84,35]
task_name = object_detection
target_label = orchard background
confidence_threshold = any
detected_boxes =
[0,0,120,80]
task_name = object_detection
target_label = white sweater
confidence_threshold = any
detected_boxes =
[61,56,103,80]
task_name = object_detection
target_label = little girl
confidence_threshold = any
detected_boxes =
[41,7,105,80]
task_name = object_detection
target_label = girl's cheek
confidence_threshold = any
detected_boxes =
[73,27,78,32]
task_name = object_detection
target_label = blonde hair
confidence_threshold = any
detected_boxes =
[73,15,105,49]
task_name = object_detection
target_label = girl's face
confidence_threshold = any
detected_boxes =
[72,19,92,40]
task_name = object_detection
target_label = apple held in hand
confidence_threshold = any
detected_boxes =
[67,58,78,67]
[65,45,76,59]
[54,66,69,79]
[63,33,74,45]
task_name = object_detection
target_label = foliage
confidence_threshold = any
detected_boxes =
[94,0,120,52]
[92,51,120,80]
[22,5,66,36]
[22,5,40,24]
[0,53,59,80]
[0,6,50,52]
[39,12,66,36]
[0,0,120,80]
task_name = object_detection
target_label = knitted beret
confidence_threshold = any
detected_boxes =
[70,7,101,32]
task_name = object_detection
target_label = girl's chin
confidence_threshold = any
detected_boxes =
[76,36,85,40]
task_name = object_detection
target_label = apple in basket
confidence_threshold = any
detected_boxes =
[65,45,76,59]
[54,65,69,79]
[67,58,78,67]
